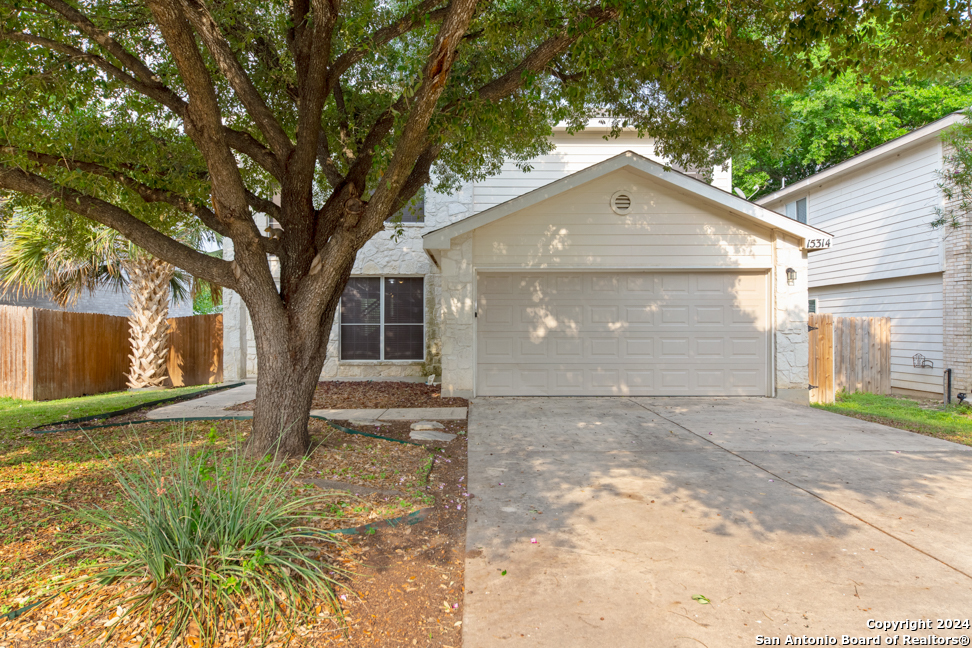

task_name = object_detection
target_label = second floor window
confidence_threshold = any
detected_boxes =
[386,190,425,224]
[785,197,807,224]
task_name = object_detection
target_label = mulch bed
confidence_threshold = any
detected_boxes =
[228,381,469,412]
[0,416,469,647]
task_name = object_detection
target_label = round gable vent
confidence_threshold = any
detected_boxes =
[611,191,632,215]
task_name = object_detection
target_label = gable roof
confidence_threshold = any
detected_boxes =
[757,111,965,207]
[423,151,831,252]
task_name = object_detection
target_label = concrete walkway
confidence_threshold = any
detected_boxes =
[463,397,972,648]
[145,383,466,420]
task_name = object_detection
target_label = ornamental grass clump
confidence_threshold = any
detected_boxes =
[43,428,347,647]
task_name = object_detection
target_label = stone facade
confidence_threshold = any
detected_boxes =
[222,186,474,382]
[773,233,811,403]
[941,144,972,402]
[436,232,475,397]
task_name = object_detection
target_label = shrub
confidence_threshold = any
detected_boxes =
[44,428,347,647]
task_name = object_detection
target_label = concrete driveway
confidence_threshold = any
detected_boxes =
[463,398,972,648]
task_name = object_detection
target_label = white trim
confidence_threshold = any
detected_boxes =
[423,151,831,252]
[758,111,965,207]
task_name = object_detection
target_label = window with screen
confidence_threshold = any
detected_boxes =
[340,277,424,360]
[808,298,817,314]
[785,197,808,224]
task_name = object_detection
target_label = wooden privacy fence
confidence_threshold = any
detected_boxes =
[0,306,222,401]
[808,313,891,404]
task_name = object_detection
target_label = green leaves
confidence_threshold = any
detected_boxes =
[733,72,972,198]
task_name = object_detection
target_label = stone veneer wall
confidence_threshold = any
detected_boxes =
[222,185,477,382]
[941,144,972,401]
[774,233,810,403]
[436,232,475,397]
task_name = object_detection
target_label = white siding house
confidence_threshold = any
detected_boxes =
[224,124,827,403]
[758,113,963,398]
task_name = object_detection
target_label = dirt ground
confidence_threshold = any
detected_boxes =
[1,416,469,648]
[333,420,468,647]
[228,381,469,412]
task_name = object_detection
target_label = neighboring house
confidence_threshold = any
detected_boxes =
[757,112,965,400]
[224,124,830,402]
[0,283,193,318]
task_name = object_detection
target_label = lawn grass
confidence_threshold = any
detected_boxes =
[0,385,215,433]
[813,391,972,446]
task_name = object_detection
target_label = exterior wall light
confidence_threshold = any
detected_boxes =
[786,267,797,286]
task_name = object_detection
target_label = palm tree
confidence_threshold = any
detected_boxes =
[0,210,217,388]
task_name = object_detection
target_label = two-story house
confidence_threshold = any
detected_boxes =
[758,112,966,400]
[224,123,830,403]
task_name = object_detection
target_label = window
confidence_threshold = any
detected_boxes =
[785,197,807,224]
[340,277,424,360]
[808,299,817,314]
[385,190,425,224]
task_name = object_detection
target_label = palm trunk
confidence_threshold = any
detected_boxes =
[125,256,174,388]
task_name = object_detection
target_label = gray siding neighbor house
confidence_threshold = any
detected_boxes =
[758,112,968,400]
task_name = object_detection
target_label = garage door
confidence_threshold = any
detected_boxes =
[476,272,769,396]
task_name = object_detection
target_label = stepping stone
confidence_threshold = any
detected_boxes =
[348,419,380,427]
[410,421,445,431]
[409,429,457,442]
[299,478,405,498]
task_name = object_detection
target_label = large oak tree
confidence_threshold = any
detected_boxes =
[1,0,968,456]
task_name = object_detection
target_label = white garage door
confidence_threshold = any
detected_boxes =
[476,272,769,396]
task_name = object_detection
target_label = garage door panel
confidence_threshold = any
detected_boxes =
[592,275,619,293]
[696,370,725,388]
[477,271,768,396]
[729,337,761,358]
[661,275,689,293]
[696,338,726,358]
[660,337,689,358]
[625,275,656,293]
[694,306,725,325]
[590,338,620,358]
[554,370,584,390]
[695,274,727,294]
[660,306,689,325]
[624,337,654,358]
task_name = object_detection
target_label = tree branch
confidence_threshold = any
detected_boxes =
[178,0,295,158]
[5,26,283,179]
[358,0,478,233]
[327,1,450,90]
[316,135,346,187]
[442,4,618,113]
[244,190,281,220]
[0,146,233,238]
[333,80,356,164]
[147,0,255,230]
[0,163,236,287]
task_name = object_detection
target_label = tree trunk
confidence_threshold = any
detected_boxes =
[242,289,338,458]
[125,256,174,388]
